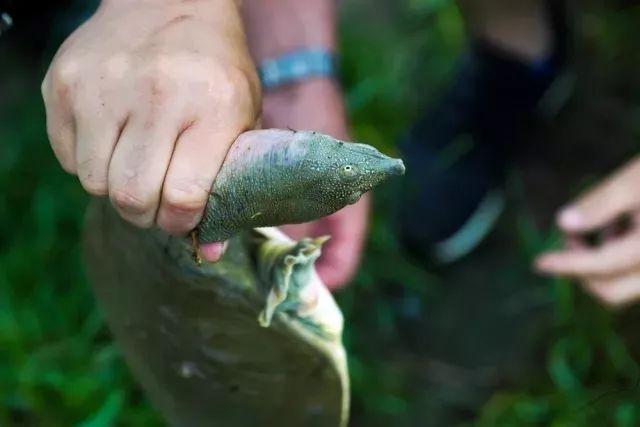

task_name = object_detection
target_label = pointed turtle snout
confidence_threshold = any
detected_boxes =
[384,158,406,176]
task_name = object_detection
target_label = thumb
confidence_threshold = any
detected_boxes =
[557,157,640,233]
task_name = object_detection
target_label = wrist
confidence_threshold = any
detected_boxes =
[242,0,337,63]
[263,76,340,99]
[262,77,349,140]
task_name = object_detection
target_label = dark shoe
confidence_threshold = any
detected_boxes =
[398,0,571,263]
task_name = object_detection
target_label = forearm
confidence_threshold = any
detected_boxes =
[242,0,346,139]
[242,0,338,62]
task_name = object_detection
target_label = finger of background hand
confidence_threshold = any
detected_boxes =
[584,273,640,308]
[107,114,180,228]
[316,240,361,290]
[280,223,314,241]
[557,159,640,233]
[565,235,587,250]
[41,73,77,173]
[315,194,369,290]
[535,228,640,277]
[156,124,241,236]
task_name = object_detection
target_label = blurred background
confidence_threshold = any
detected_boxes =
[1,0,640,425]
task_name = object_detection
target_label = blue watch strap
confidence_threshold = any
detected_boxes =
[258,48,337,90]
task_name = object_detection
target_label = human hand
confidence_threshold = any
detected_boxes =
[535,156,640,308]
[264,78,370,290]
[42,0,260,261]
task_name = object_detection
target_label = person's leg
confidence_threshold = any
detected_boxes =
[399,0,568,263]
[457,0,553,61]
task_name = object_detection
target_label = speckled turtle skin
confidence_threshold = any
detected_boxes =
[83,129,404,427]
[198,129,405,242]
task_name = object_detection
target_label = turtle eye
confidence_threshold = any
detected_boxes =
[340,164,357,178]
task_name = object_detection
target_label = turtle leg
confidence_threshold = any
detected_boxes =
[258,254,298,327]
[256,235,330,327]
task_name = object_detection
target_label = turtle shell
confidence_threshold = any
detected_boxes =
[84,198,349,427]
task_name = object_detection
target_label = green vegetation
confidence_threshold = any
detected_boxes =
[1,0,639,425]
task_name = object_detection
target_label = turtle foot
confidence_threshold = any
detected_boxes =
[257,235,329,327]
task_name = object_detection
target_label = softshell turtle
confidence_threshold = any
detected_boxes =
[84,129,404,427]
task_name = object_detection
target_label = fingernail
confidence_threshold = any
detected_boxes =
[201,241,228,262]
[558,208,582,230]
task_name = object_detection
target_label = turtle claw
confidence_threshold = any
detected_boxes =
[190,230,202,266]
[314,235,331,246]
[300,235,330,257]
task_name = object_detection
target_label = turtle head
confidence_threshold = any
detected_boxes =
[303,133,405,209]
